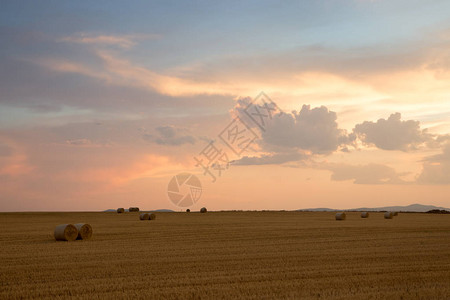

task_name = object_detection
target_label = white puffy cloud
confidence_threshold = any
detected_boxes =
[230,102,353,165]
[260,105,352,154]
[353,113,431,151]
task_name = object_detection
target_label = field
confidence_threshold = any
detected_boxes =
[1,211,449,299]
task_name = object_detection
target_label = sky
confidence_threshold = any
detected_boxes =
[1,0,450,211]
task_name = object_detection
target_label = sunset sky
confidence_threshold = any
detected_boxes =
[1,1,450,211]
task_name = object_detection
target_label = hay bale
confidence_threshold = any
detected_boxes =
[74,223,93,240]
[148,213,156,220]
[129,207,139,212]
[186,209,190,212]
[335,212,346,220]
[117,208,125,213]
[139,213,150,220]
[200,207,207,213]
[361,212,369,218]
[384,211,393,219]
[54,224,78,241]
[393,211,398,216]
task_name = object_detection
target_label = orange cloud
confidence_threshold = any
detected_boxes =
[0,137,34,177]
[32,32,450,137]
[65,154,190,192]
[60,33,160,48]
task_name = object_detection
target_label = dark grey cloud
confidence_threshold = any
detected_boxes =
[353,113,430,151]
[143,125,196,146]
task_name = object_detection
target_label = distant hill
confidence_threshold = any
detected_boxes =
[299,207,337,212]
[298,204,450,213]
[104,205,449,213]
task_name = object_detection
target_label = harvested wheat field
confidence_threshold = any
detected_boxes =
[0,211,449,299]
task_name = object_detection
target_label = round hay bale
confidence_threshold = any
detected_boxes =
[74,223,93,240]
[148,213,156,220]
[384,211,393,219]
[200,207,207,213]
[54,224,78,241]
[129,207,140,212]
[335,212,346,220]
[393,211,398,216]
[139,213,150,220]
[361,212,369,218]
[186,209,190,212]
[117,208,125,213]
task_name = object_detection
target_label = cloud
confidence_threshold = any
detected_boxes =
[143,125,196,146]
[0,120,195,210]
[0,138,33,177]
[0,141,12,156]
[426,134,450,149]
[230,99,355,166]
[11,27,450,139]
[66,138,92,146]
[325,163,407,184]
[0,55,234,121]
[353,113,431,151]
[94,50,236,97]
[59,33,160,49]
[65,138,110,147]
[232,152,306,166]
[417,143,450,184]
[259,104,352,154]
[33,49,237,98]
[229,100,354,166]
